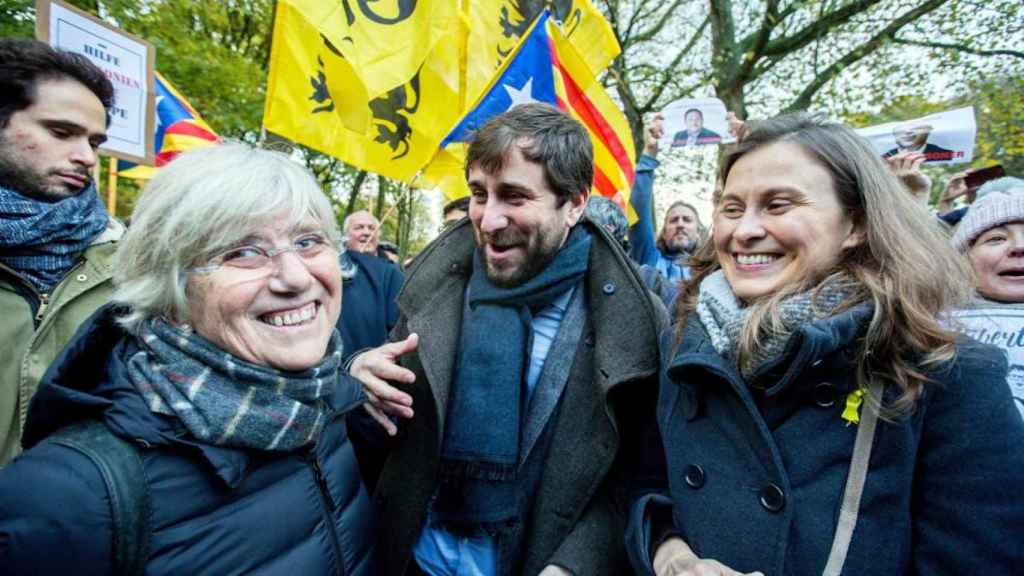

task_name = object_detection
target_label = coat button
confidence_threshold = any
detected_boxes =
[684,464,705,489]
[814,382,836,408]
[602,282,616,295]
[76,274,88,282]
[759,484,785,513]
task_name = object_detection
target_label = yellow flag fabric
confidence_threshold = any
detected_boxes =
[264,2,464,183]
[560,0,620,74]
[282,0,457,100]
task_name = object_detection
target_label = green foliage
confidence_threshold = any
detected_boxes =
[99,0,272,141]
[969,76,1024,176]
[0,0,34,38]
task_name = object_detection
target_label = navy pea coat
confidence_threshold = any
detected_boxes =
[629,305,1024,575]
[0,306,376,575]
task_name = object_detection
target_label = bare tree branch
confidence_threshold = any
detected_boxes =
[620,0,661,44]
[343,170,368,221]
[630,0,688,44]
[761,0,887,57]
[733,0,780,85]
[641,16,712,110]
[783,0,948,112]
[892,37,1024,59]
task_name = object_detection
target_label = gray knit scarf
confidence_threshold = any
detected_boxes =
[696,270,856,380]
[125,318,342,451]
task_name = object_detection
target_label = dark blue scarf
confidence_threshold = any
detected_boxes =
[0,184,109,293]
[435,225,592,529]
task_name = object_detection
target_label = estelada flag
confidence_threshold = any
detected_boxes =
[263,0,463,183]
[423,10,637,222]
[462,0,620,107]
[117,71,219,179]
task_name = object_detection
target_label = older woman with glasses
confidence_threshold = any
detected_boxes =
[0,143,375,575]
[627,114,1024,576]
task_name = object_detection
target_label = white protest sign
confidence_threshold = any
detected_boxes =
[949,307,1024,421]
[659,98,736,149]
[36,0,155,164]
[856,106,975,165]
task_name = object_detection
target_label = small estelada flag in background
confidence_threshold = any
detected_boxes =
[424,10,637,222]
[117,71,219,179]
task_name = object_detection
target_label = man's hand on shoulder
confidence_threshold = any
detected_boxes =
[350,334,419,436]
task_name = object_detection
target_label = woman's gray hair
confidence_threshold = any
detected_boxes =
[113,142,340,332]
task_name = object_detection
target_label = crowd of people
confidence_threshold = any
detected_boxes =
[1,38,1022,576]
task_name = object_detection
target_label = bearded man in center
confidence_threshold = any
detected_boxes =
[351,103,667,575]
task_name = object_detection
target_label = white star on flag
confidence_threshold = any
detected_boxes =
[504,78,539,109]
[154,95,165,130]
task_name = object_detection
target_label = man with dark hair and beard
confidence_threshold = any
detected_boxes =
[350,103,667,576]
[0,39,122,465]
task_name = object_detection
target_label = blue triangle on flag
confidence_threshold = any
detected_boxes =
[441,12,557,147]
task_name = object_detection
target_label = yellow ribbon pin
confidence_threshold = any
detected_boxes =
[841,388,866,426]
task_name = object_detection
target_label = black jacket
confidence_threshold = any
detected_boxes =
[0,306,376,575]
[629,306,1024,575]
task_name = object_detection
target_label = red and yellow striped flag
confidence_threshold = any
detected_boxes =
[549,20,636,220]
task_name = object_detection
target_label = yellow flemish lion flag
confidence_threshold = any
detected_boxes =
[263,1,463,183]
[282,0,457,101]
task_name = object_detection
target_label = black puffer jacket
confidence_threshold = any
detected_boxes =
[0,306,375,575]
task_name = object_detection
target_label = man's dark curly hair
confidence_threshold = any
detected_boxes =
[0,39,115,128]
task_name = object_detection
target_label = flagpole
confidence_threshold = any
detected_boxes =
[106,157,118,216]
[93,157,103,203]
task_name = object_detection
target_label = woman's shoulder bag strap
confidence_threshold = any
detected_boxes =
[822,380,884,576]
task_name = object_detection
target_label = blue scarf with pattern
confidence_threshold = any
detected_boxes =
[0,184,109,293]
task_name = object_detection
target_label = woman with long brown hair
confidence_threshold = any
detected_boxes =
[627,113,1024,576]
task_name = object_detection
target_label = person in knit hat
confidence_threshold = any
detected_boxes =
[948,176,1024,422]
[951,176,1024,303]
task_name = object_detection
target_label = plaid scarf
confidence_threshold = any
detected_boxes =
[125,318,342,451]
[0,184,109,293]
[696,270,856,380]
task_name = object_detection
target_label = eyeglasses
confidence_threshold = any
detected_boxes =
[191,232,334,275]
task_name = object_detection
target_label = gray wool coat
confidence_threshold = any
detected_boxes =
[371,218,668,576]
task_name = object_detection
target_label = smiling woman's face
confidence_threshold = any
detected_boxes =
[715,141,863,302]
[186,215,341,371]
[969,221,1024,303]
